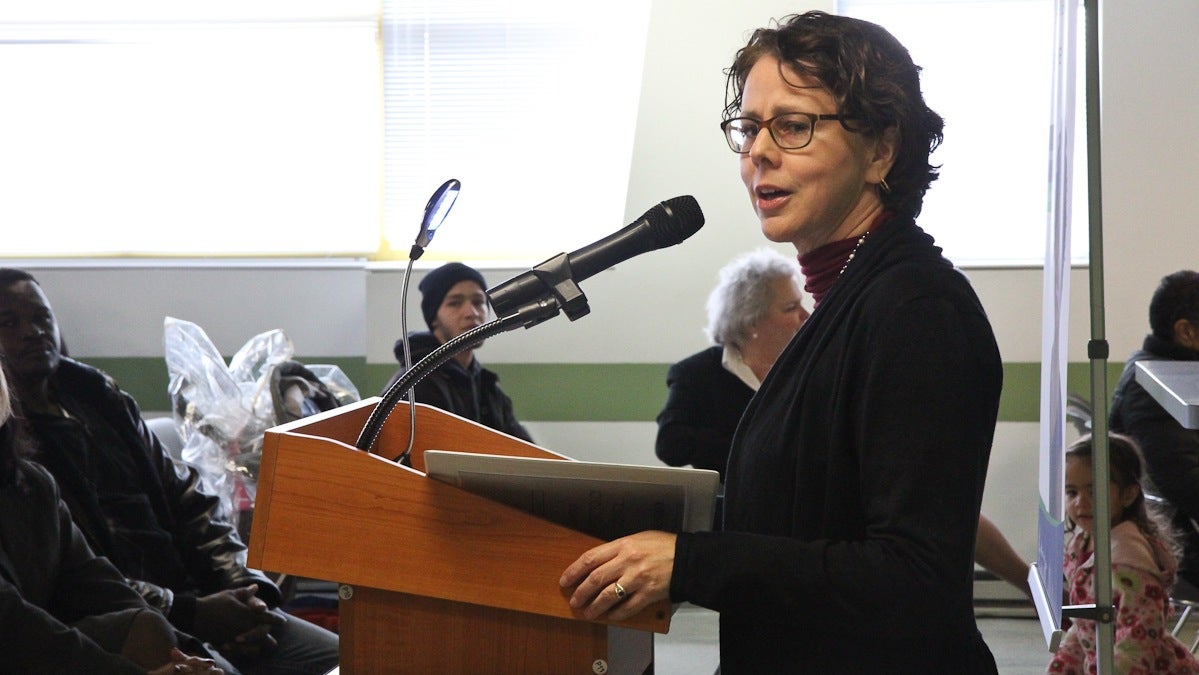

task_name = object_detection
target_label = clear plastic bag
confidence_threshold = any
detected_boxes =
[163,316,359,522]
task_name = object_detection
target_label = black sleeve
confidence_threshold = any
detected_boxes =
[2,466,147,674]
[654,361,737,477]
[494,387,535,443]
[51,494,151,623]
[489,386,537,443]
[123,391,281,609]
[0,581,146,675]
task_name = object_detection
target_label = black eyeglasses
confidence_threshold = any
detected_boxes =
[720,112,851,153]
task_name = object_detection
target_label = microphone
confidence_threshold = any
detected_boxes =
[487,195,704,323]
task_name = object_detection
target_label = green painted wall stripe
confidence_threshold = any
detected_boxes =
[79,357,1125,423]
[487,363,671,422]
[999,362,1125,422]
[84,356,371,417]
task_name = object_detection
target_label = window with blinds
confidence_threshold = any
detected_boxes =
[380,0,652,263]
[0,1,651,261]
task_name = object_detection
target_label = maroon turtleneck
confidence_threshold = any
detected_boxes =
[797,211,895,307]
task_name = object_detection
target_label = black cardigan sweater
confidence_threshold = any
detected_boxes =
[670,217,1003,674]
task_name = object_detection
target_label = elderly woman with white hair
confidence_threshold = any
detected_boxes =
[654,247,808,482]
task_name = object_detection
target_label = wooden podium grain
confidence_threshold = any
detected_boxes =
[247,397,670,674]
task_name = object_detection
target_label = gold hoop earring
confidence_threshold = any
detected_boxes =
[879,177,892,194]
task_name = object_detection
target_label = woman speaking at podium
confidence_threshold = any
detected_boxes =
[561,11,1003,673]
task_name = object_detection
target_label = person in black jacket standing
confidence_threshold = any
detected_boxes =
[1110,270,1199,588]
[561,12,1002,673]
[384,261,534,442]
[0,268,338,675]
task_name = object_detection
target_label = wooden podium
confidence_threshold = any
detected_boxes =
[247,397,671,674]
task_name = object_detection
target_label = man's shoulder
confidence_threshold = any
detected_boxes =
[395,331,441,361]
[55,358,135,404]
[58,356,125,389]
[51,358,127,406]
[56,356,108,381]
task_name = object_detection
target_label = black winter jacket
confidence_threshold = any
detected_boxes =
[1110,334,1199,585]
[385,331,533,442]
[29,358,280,634]
[0,460,149,674]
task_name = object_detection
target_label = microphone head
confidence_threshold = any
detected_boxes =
[649,195,705,247]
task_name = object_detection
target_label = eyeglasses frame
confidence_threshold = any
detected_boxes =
[720,112,854,153]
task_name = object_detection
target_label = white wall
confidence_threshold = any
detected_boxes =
[25,261,366,358]
[10,0,1199,565]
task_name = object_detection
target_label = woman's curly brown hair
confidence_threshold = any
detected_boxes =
[724,11,944,219]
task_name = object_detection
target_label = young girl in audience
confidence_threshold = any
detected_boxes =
[1048,433,1199,674]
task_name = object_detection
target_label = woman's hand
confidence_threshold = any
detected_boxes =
[559,531,677,622]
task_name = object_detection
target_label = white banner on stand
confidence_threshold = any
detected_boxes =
[1030,0,1080,651]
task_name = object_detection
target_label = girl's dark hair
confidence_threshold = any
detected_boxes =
[1148,270,1199,342]
[723,11,944,219]
[1065,433,1181,561]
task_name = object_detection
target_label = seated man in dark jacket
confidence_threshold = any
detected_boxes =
[0,268,338,675]
[1111,269,1199,588]
[1,362,223,674]
[384,262,533,442]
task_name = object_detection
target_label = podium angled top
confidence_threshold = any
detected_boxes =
[247,397,672,634]
[1136,361,1199,430]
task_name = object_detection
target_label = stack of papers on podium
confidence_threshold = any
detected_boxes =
[423,450,720,541]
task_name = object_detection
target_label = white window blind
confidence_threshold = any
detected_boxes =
[0,2,380,257]
[381,0,652,263]
[839,0,1089,266]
